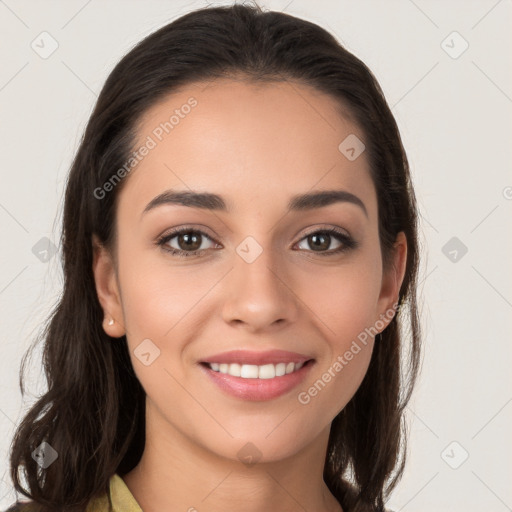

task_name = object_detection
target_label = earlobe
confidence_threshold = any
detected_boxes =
[376,231,407,332]
[92,234,126,338]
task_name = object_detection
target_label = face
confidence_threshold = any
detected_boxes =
[93,77,406,464]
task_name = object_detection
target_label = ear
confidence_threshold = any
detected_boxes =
[92,234,126,338]
[375,231,407,331]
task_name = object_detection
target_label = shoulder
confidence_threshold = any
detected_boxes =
[2,474,120,512]
[3,495,110,512]
[2,495,111,512]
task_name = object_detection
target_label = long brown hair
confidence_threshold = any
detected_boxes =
[8,3,422,511]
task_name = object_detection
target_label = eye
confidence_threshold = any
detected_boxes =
[295,227,357,256]
[156,225,358,258]
[156,227,219,258]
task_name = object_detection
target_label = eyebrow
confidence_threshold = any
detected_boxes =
[141,188,368,218]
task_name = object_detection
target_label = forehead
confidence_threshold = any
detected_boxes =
[121,78,376,219]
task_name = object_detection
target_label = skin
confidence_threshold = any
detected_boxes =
[92,77,407,512]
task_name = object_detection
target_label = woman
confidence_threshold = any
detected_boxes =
[6,3,422,511]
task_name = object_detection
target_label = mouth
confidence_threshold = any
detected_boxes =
[202,360,309,379]
[198,350,315,401]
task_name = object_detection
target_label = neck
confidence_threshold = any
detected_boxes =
[122,402,342,512]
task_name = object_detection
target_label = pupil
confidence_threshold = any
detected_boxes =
[179,232,201,251]
[310,233,329,251]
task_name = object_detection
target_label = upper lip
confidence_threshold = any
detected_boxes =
[201,349,313,366]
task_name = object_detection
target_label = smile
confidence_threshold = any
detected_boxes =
[199,349,315,401]
[206,361,304,379]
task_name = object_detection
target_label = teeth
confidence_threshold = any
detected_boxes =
[259,364,275,379]
[275,363,286,377]
[229,363,241,377]
[240,364,259,378]
[207,361,306,378]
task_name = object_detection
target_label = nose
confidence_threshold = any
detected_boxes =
[221,245,300,333]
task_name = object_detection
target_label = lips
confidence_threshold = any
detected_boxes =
[199,349,315,401]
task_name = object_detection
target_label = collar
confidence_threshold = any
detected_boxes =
[109,474,143,512]
[86,473,142,512]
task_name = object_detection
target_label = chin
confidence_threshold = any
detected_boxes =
[199,419,324,466]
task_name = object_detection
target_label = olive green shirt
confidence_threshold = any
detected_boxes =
[86,474,142,512]
[4,474,142,512]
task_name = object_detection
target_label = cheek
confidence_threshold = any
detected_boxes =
[300,256,383,344]
[117,239,216,341]
[295,340,373,435]
[294,265,379,421]
[294,254,381,408]
[117,263,212,408]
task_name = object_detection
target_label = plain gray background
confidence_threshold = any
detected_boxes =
[1,1,511,510]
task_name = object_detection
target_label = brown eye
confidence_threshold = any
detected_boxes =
[175,231,202,251]
[295,228,357,255]
[157,228,218,258]
[307,232,331,251]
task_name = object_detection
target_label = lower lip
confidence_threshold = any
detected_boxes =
[199,361,314,401]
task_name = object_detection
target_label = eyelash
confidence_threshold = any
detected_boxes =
[156,225,358,259]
